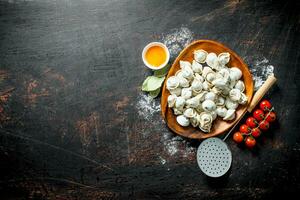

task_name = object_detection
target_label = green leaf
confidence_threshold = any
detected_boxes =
[154,65,170,77]
[146,76,165,91]
[142,76,151,91]
[149,88,161,98]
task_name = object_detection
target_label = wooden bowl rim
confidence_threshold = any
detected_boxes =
[161,39,254,139]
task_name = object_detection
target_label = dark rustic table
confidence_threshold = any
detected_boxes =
[0,0,299,199]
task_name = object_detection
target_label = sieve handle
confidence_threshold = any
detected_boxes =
[222,110,247,141]
[247,74,277,112]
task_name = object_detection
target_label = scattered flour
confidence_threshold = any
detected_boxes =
[158,156,167,165]
[135,94,196,161]
[161,132,196,158]
[247,57,275,91]
[136,93,160,121]
[136,26,194,121]
[136,27,194,162]
[161,27,194,58]
[165,139,180,156]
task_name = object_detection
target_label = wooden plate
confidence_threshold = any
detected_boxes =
[161,40,254,139]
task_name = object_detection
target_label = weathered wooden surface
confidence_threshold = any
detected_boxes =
[0,0,299,199]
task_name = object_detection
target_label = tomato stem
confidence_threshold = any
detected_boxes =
[264,107,274,121]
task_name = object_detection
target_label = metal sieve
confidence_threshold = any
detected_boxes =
[197,137,232,177]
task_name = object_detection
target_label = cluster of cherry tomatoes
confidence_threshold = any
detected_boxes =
[233,100,276,148]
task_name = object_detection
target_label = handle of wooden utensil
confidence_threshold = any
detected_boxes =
[223,74,277,141]
[247,74,277,113]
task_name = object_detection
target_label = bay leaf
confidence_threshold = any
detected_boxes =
[149,88,161,98]
[146,76,165,91]
[141,76,151,91]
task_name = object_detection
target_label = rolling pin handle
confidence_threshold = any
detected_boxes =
[247,74,277,113]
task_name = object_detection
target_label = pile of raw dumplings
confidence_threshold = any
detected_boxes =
[166,49,248,133]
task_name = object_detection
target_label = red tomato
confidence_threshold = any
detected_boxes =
[253,109,265,121]
[233,132,244,143]
[259,120,270,131]
[246,117,258,128]
[260,100,272,112]
[266,112,276,122]
[239,124,251,134]
[251,127,261,138]
[245,136,256,148]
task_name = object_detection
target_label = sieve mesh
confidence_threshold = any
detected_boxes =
[197,137,232,177]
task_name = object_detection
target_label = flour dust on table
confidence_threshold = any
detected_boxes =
[137,27,204,163]
[161,132,196,158]
[161,26,194,59]
[136,26,193,121]
[245,57,275,91]
[137,26,194,121]
[158,156,167,165]
[135,93,196,162]
[136,93,161,121]
[135,93,166,138]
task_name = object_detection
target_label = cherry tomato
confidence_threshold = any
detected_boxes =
[251,127,261,138]
[233,132,244,143]
[239,124,251,134]
[266,112,276,122]
[259,120,270,131]
[253,109,265,121]
[260,100,272,112]
[245,136,256,148]
[246,117,258,128]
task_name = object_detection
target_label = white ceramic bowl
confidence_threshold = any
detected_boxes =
[142,42,170,70]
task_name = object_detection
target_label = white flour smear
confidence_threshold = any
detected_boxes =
[165,138,180,156]
[161,132,196,158]
[136,93,161,121]
[136,27,194,121]
[158,156,167,165]
[135,93,196,162]
[135,93,164,137]
[136,27,194,162]
[247,57,275,91]
[161,27,194,58]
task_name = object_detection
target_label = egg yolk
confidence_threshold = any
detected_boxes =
[145,46,167,67]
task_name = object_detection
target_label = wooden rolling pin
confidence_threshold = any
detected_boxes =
[223,74,277,141]
[247,74,277,112]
